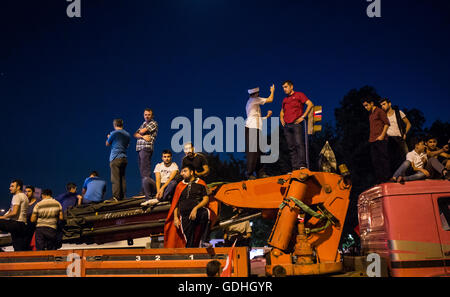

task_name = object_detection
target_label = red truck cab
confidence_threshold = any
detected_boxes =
[358,180,450,277]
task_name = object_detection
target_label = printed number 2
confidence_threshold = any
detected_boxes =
[155,255,161,261]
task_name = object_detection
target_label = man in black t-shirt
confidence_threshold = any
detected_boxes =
[173,164,211,248]
[181,143,210,178]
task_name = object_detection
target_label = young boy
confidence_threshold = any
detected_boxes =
[425,136,450,179]
[141,149,179,206]
[392,137,429,183]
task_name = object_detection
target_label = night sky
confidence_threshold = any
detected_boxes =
[1,0,449,208]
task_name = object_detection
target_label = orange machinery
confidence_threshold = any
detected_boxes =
[211,168,351,276]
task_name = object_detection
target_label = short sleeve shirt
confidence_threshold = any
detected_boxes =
[245,97,267,130]
[154,162,179,184]
[182,154,208,173]
[32,198,62,229]
[10,193,29,223]
[56,192,79,212]
[177,180,208,216]
[282,91,310,124]
[107,129,130,162]
[82,177,107,202]
[387,110,406,137]
[369,107,390,142]
[406,150,427,168]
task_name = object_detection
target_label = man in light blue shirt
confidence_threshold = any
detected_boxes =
[106,118,130,200]
[82,171,107,203]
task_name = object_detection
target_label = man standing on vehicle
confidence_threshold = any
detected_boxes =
[106,118,131,200]
[362,97,390,184]
[31,189,63,250]
[279,80,314,171]
[379,98,411,174]
[134,108,158,200]
[245,84,274,179]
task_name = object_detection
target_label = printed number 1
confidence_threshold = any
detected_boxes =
[189,255,194,260]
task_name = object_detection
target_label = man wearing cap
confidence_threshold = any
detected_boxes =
[280,80,314,171]
[245,84,274,179]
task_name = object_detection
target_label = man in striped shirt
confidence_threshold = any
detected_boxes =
[134,108,158,200]
[31,189,63,250]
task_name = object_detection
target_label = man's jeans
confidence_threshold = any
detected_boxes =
[138,149,154,199]
[370,140,390,184]
[283,122,307,170]
[110,157,128,200]
[160,179,178,202]
[388,136,409,176]
[393,160,426,181]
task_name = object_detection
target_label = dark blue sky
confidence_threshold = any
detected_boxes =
[1,0,449,207]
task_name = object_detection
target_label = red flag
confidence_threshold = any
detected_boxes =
[220,239,236,277]
[354,224,360,237]
[30,232,36,251]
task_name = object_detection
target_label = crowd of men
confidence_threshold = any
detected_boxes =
[362,97,449,184]
[1,81,448,252]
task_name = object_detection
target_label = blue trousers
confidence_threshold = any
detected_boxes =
[283,122,307,170]
[392,160,426,181]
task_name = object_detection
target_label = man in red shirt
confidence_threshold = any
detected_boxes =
[362,97,390,184]
[280,80,314,171]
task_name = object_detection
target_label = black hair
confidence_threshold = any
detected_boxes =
[11,179,23,190]
[41,189,53,197]
[25,185,35,192]
[361,97,376,104]
[66,182,77,191]
[113,118,124,128]
[181,164,195,173]
[90,171,99,177]
[411,136,424,147]
[282,80,293,86]
[144,108,153,113]
[425,135,438,142]
[378,97,391,104]
[162,149,172,156]
[206,260,221,277]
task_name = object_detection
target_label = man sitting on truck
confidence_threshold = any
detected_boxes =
[141,149,179,206]
[165,164,211,248]
[81,171,107,204]
[425,136,450,180]
[391,137,429,183]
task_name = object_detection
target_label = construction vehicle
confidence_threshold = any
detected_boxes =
[0,168,448,277]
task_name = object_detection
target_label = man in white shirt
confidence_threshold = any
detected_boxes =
[141,149,179,206]
[380,98,411,174]
[245,84,274,179]
[0,179,29,251]
[392,137,429,182]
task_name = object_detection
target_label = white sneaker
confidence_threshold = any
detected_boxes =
[141,199,159,206]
